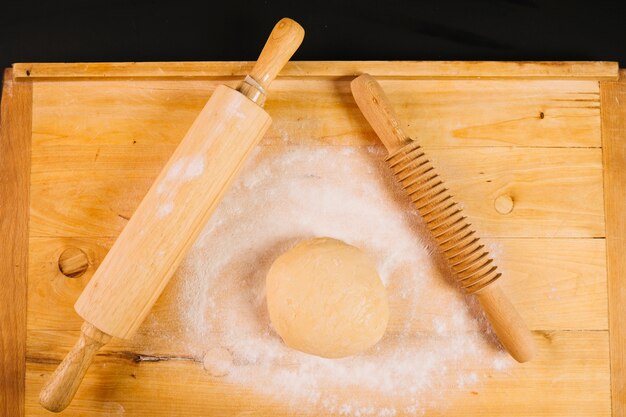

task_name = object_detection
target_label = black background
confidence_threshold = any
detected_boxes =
[1,0,625,72]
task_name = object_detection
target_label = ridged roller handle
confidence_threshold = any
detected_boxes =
[249,18,304,92]
[350,73,410,153]
[476,283,536,363]
[39,322,111,412]
[350,73,535,363]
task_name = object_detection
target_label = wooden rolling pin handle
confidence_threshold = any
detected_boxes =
[39,322,112,412]
[475,283,535,363]
[350,73,411,153]
[248,18,304,92]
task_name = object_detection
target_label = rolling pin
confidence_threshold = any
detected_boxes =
[39,18,304,412]
[350,74,535,363]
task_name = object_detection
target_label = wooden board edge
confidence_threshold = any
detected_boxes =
[600,69,626,417]
[12,61,619,81]
[0,68,32,417]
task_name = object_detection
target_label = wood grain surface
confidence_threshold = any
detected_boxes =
[12,61,619,80]
[0,61,620,416]
[0,70,32,416]
[600,69,626,417]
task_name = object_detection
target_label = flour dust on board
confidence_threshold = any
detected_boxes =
[134,144,512,416]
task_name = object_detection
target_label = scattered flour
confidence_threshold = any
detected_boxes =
[158,201,174,218]
[202,347,234,377]
[184,155,205,179]
[156,155,205,195]
[136,144,512,415]
[155,154,205,217]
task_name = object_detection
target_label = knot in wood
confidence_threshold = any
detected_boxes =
[58,247,89,278]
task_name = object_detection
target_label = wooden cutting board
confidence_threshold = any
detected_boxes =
[1,61,624,417]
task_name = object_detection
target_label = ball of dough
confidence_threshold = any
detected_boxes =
[266,237,389,358]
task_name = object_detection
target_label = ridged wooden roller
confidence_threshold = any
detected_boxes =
[386,140,500,294]
[351,74,535,363]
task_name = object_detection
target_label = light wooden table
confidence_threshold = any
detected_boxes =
[1,61,624,416]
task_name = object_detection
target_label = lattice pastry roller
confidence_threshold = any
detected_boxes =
[351,74,535,363]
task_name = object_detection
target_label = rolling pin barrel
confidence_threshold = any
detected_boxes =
[351,73,535,363]
[39,18,304,413]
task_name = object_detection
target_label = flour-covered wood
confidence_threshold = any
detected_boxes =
[6,60,613,417]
